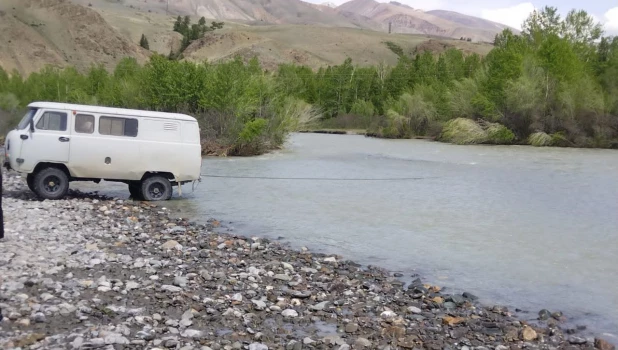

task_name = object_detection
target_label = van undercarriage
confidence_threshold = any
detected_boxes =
[6,161,195,201]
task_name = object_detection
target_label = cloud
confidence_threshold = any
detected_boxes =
[480,2,535,30]
[604,7,618,34]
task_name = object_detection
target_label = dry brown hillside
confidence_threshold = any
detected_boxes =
[0,0,150,76]
[0,0,494,77]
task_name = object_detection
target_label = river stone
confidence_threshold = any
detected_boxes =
[274,274,292,281]
[595,338,616,350]
[355,338,372,348]
[407,306,422,314]
[310,301,329,311]
[161,285,183,293]
[538,309,551,320]
[522,326,538,341]
[345,323,359,333]
[282,309,298,318]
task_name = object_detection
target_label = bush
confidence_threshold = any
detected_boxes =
[438,118,487,144]
[528,132,552,146]
[485,122,516,144]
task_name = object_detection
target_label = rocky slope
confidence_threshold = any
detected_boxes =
[0,0,150,76]
[0,169,614,350]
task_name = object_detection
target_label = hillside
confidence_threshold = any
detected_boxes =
[72,0,509,42]
[335,0,511,42]
[72,0,360,27]
[88,2,492,70]
[0,0,495,77]
[0,0,150,77]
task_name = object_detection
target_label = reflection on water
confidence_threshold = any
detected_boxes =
[72,133,618,337]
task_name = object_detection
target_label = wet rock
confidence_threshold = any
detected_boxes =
[595,338,616,350]
[462,292,478,300]
[539,309,552,320]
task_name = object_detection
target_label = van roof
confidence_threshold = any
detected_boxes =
[27,102,197,122]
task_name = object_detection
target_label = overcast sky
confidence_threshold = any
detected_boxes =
[304,0,618,34]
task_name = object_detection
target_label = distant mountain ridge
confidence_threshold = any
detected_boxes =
[88,0,511,42]
[334,0,513,41]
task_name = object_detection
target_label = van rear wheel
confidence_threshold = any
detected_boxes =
[33,167,69,200]
[141,175,172,201]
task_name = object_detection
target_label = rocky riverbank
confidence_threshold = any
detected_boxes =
[0,170,615,350]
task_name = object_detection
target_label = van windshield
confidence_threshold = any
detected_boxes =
[16,108,38,130]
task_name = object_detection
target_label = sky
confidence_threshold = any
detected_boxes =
[305,0,618,34]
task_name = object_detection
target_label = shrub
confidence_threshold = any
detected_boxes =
[528,132,552,146]
[485,122,516,144]
[438,118,487,144]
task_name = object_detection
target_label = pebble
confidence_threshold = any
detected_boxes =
[282,309,299,318]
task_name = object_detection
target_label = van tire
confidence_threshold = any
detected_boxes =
[128,182,143,201]
[141,175,172,201]
[33,167,69,200]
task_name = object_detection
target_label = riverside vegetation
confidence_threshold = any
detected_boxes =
[1,6,618,154]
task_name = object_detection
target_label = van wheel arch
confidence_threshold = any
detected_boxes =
[33,162,71,180]
[141,171,175,181]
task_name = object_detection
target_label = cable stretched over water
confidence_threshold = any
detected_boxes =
[200,174,437,181]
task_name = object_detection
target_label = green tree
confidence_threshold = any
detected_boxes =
[139,34,150,50]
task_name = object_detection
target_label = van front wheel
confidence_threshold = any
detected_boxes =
[33,167,69,200]
[141,175,172,201]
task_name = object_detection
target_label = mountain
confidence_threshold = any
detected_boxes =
[0,0,150,76]
[0,0,496,77]
[335,0,508,42]
[426,10,514,33]
[79,0,360,27]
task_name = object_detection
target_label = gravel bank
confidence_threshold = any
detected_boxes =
[0,170,615,350]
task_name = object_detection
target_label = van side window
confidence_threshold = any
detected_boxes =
[75,114,95,134]
[36,111,67,131]
[99,116,138,137]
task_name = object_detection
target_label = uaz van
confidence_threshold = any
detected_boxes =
[3,102,202,201]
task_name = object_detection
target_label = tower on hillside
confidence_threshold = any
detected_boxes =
[388,22,392,34]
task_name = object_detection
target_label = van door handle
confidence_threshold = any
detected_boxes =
[59,137,70,142]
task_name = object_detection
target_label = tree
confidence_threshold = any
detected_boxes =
[139,34,150,50]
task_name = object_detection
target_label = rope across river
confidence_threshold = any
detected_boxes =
[199,174,438,181]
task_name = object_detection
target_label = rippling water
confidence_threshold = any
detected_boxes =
[72,133,618,337]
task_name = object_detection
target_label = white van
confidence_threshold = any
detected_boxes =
[3,102,202,201]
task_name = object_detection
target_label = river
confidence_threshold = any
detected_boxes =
[74,133,618,338]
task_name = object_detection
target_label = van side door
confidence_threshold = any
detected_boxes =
[18,109,72,173]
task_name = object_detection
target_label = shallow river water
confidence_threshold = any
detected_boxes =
[74,133,618,337]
